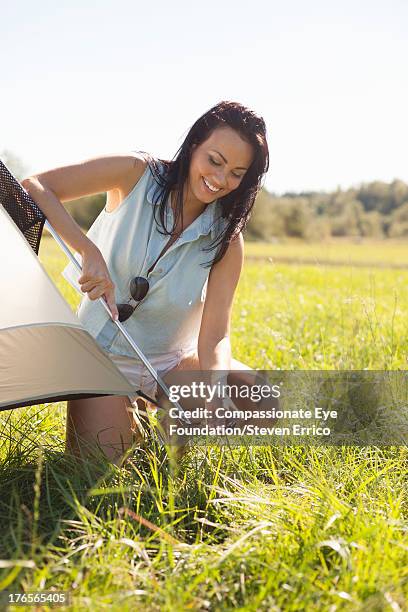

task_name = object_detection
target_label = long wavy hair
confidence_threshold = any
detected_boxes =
[140,100,269,267]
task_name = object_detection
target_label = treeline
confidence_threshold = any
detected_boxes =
[64,179,408,242]
[246,179,408,241]
[3,150,407,241]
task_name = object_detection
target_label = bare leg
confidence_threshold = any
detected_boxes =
[65,395,145,465]
[64,354,270,463]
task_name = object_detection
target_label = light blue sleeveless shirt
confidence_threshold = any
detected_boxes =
[62,154,227,359]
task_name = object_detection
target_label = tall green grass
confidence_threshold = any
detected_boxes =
[0,237,407,610]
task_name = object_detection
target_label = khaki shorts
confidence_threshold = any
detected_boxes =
[104,348,194,401]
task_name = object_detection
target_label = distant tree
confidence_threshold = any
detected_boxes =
[246,189,286,240]
[330,200,365,237]
[388,202,408,238]
[247,179,408,241]
[309,192,331,216]
[360,211,384,238]
[305,216,331,241]
[358,181,394,214]
[327,191,359,217]
[390,179,408,208]
[281,197,312,238]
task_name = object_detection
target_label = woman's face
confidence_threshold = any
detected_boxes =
[186,126,254,206]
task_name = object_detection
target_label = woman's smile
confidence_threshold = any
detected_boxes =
[202,176,221,194]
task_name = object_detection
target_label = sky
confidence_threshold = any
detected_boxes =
[1,0,407,195]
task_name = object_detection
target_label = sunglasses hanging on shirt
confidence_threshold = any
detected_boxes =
[116,276,150,322]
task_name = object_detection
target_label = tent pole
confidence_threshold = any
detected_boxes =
[43,220,191,425]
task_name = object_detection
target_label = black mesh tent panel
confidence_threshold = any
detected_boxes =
[0,160,45,254]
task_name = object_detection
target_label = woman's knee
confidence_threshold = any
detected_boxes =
[65,395,135,461]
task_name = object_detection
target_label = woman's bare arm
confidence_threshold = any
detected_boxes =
[21,153,147,319]
[21,153,146,254]
[198,233,244,371]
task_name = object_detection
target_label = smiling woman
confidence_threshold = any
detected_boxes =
[22,100,270,463]
[146,102,269,268]
[194,132,253,195]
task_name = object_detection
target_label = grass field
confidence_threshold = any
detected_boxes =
[1,237,407,610]
[245,238,408,268]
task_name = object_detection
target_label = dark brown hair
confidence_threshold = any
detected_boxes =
[141,100,269,267]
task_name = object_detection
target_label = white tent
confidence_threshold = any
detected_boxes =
[0,204,135,411]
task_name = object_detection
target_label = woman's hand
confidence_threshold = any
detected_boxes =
[78,243,119,321]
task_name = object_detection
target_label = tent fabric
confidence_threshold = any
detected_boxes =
[0,326,136,410]
[0,203,135,411]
